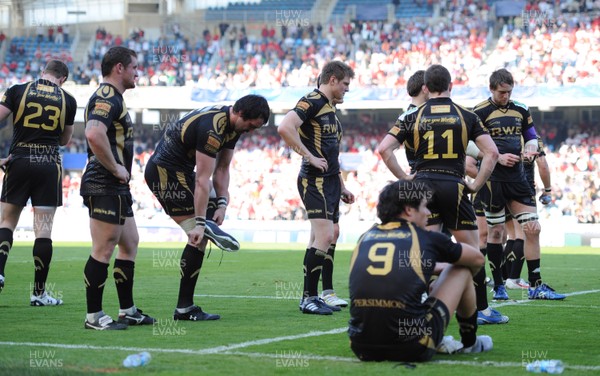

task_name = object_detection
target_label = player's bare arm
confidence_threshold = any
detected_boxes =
[212,148,234,224]
[0,103,12,122]
[453,242,485,276]
[189,151,216,247]
[59,124,74,146]
[537,154,552,205]
[85,119,129,183]
[468,134,498,193]
[377,134,411,180]
[339,173,355,204]
[277,111,328,172]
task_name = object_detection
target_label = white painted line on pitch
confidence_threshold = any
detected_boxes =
[432,359,600,371]
[0,327,348,356]
[2,340,600,371]
[211,351,600,371]
[197,288,600,303]
[222,350,357,362]
[491,289,600,308]
[517,304,600,309]
[194,327,347,354]
[197,294,301,300]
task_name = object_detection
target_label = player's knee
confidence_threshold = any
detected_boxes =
[488,225,504,242]
[515,212,540,236]
[179,217,196,234]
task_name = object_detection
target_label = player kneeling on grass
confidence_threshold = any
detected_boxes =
[348,180,493,362]
[144,94,270,321]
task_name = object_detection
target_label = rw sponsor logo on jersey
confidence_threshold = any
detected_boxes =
[489,126,522,137]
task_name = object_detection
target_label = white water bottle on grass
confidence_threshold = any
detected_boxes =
[525,360,564,374]
[123,351,151,368]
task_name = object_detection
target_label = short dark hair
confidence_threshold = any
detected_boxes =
[101,46,137,77]
[233,94,270,124]
[489,68,514,90]
[43,60,69,80]
[407,70,425,97]
[424,64,451,93]
[376,180,432,224]
[320,61,355,85]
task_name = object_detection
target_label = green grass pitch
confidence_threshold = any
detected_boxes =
[0,242,599,375]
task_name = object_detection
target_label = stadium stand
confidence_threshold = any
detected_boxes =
[0,0,598,227]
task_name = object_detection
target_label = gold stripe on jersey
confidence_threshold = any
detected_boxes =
[115,105,129,163]
[310,119,323,157]
[114,120,125,164]
[157,165,168,191]
[180,112,205,143]
[455,183,465,229]
[418,334,436,350]
[316,177,325,199]
[299,177,309,198]
[412,106,426,153]
[54,161,61,203]
[176,171,192,193]
[408,223,426,284]
[212,112,227,134]
[452,104,468,152]
[59,89,66,131]
[13,82,33,124]
[485,109,523,122]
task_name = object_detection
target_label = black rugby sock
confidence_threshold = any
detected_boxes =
[84,256,108,314]
[177,244,204,309]
[114,258,135,310]
[457,311,478,348]
[321,244,336,291]
[501,239,514,280]
[303,247,324,299]
[0,228,14,276]
[487,243,504,287]
[527,259,542,287]
[32,238,53,296]
[474,247,488,311]
[509,239,525,279]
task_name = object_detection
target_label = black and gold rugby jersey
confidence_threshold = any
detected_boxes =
[149,105,240,173]
[348,220,462,344]
[473,98,536,182]
[0,78,76,160]
[392,97,488,178]
[292,89,342,178]
[80,83,134,195]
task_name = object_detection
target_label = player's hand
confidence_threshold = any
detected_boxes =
[0,154,11,171]
[498,153,521,167]
[212,207,226,225]
[188,226,205,248]
[522,149,539,163]
[113,164,130,184]
[306,155,328,173]
[539,192,552,205]
[341,188,355,204]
